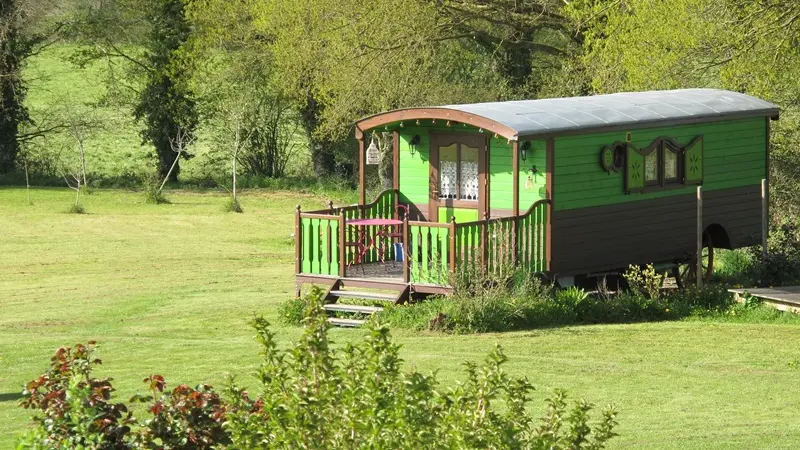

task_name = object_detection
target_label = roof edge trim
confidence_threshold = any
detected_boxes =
[355,107,519,141]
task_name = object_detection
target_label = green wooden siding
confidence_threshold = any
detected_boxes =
[439,207,478,223]
[554,117,767,211]
[398,128,431,206]
[488,138,547,211]
[398,128,547,216]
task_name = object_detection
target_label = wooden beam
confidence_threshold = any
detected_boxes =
[403,214,410,283]
[295,205,302,296]
[762,178,768,258]
[449,217,457,278]
[512,141,520,217]
[358,136,366,205]
[697,186,703,289]
[339,210,347,278]
[545,139,554,270]
[392,130,400,191]
[512,141,519,266]
[356,108,519,141]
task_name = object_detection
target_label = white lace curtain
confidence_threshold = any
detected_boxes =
[460,160,478,200]
[440,160,458,199]
[439,144,478,201]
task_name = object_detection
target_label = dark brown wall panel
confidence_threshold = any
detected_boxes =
[551,185,762,275]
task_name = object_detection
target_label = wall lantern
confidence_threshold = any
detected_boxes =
[366,137,380,165]
[520,141,532,161]
[409,134,421,156]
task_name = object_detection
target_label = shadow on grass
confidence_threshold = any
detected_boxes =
[0,392,24,402]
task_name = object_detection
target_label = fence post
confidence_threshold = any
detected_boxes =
[762,178,768,259]
[295,205,301,297]
[449,217,457,284]
[339,210,347,278]
[403,215,410,283]
[696,186,703,289]
[481,213,488,269]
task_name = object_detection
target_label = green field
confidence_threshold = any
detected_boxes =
[2,188,800,448]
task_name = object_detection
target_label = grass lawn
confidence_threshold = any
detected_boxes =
[2,187,800,448]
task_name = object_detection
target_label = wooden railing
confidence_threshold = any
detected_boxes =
[296,192,550,287]
[406,221,452,285]
[296,189,398,277]
[450,199,551,280]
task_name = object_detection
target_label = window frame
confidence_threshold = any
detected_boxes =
[438,142,479,202]
[626,137,687,193]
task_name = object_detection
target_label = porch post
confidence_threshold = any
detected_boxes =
[512,141,520,265]
[295,205,301,297]
[762,178,768,259]
[358,135,366,206]
[403,215,410,283]
[393,130,400,221]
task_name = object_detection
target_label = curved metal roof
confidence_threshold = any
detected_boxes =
[356,89,779,140]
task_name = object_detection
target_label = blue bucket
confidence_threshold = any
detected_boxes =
[393,243,404,262]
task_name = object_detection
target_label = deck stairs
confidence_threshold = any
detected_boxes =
[319,279,410,327]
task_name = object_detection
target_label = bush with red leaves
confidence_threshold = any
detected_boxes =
[18,342,134,449]
[131,375,229,449]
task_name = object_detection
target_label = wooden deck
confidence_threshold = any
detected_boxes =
[729,287,800,313]
[346,261,403,280]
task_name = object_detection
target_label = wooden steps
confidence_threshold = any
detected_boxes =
[323,304,384,314]
[328,290,396,302]
[310,278,410,328]
[327,318,366,328]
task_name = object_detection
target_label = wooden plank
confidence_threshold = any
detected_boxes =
[320,219,330,275]
[339,211,347,277]
[449,218,457,276]
[324,304,384,314]
[329,290,397,301]
[295,206,301,277]
[300,212,339,220]
[359,137,366,205]
[403,215,410,283]
[421,225,430,283]
[328,318,366,328]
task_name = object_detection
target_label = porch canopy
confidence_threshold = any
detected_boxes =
[355,88,779,141]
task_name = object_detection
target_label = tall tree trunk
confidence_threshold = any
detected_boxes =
[0,0,28,174]
[299,92,335,177]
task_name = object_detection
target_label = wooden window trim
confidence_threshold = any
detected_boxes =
[631,137,687,193]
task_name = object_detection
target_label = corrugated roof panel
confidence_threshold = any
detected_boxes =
[357,89,779,138]
[445,89,778,136]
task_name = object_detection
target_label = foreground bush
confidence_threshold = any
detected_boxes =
[18,291,618,449]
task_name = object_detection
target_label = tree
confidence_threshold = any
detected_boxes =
[246,0,502,176]
[0,0,63,173]
[134,0,197,183]
[0,0,29,173]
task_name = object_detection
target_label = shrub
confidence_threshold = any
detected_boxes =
[224,291,618,448]
[750,218,800,286]
[131,376,229,449]
[66,203,87,214]
[144,185,170,205]
[223,197,244,213]
[17,342,134,449]
[623,264,664,300]
[19,292,620,449]
[277,296,307,325]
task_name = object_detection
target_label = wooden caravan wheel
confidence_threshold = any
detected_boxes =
[675,231,714,289]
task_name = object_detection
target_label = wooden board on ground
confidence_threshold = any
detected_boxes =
[729,287,800,313]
